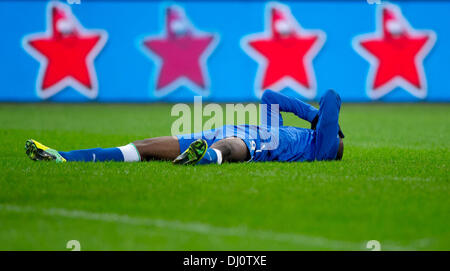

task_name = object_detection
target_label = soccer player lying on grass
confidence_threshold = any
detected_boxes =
[25,89,345,165]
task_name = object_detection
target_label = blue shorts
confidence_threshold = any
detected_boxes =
[176,125,264,161]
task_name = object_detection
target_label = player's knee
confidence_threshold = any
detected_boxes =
[219,140,233,157]
[227,138,250,162]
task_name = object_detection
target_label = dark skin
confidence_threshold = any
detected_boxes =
[133,90,346,163]
[133,136,180,161]
[133,136,250,162]
[133,135,343,162]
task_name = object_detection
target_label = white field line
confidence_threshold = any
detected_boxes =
[349,142,448,151]
[297,173,436,182]
[0,204,423,250]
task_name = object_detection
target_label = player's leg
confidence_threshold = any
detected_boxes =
[61,136,180,162]
[314,89,343,161]
[26,139,138,162]
[173,137,249,165]
[25,136,180,162]
[31,140,141,162]
[132,136,180,161]
[261,89,319,125]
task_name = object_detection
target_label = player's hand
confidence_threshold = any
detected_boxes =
[310,115,319,130]
[338,127,345,139]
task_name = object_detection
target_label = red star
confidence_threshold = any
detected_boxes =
[23,3,107,99]
[353,4,436,99]
[142,6,218,96]
[241,3,325,99]
[249,35,318,89]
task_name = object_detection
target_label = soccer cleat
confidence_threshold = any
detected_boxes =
[25,139,66,163]
[173,139,208,165]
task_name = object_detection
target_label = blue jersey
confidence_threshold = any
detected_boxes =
[253,125,316,162]
[177,89,341,162]
[177,124,316,162]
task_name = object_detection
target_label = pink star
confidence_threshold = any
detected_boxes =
[142,6,218,95]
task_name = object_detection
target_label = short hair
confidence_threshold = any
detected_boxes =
[335,138,344,160]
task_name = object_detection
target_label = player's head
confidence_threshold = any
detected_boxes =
[335,138,344,161]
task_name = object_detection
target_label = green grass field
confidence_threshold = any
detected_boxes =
[0,103,448,250]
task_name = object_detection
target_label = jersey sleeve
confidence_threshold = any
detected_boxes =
[261,89,318,123]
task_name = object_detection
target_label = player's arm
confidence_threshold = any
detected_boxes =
[261,89,318,123]
[262,89,345,138]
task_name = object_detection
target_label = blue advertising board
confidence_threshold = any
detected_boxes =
[0,0,449,102]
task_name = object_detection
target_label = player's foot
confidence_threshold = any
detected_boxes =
[173,139,208,165]
[25,139,66,163]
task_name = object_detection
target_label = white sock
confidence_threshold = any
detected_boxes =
[118,143,141,162]
[212,148,223,165]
